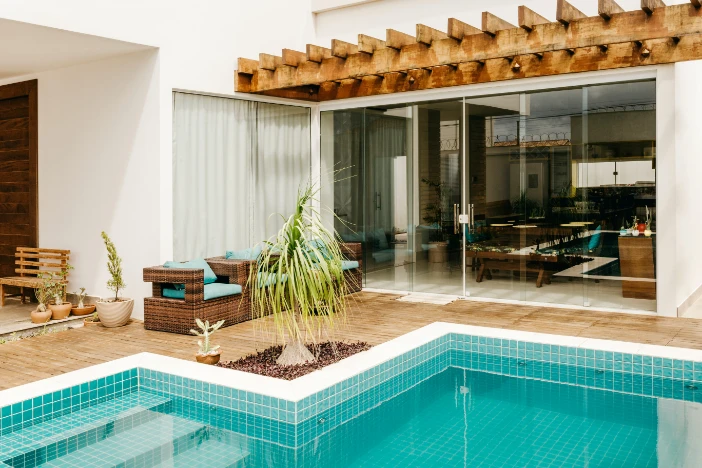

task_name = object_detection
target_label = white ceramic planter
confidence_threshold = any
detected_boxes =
[96,298,133,328]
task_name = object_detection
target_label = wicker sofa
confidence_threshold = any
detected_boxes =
[206,241,363,295]
[142,258,250,335]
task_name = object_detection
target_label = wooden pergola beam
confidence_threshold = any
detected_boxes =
[599,0,625,20]
[447,18,482,40]
[282,49,307,67]
[236,3,702,99]
[358,34,386,54]
[518,6,550,32]
[386,29,416,49]
[417,24,449,45]
[309,35,701,101]
[306,44,332,63]
[482,12,516,36]
[259,53,283,71]
[557,0,587,25]
[331,39,358,58]
[237,58,258,75]
[642,0,665,15]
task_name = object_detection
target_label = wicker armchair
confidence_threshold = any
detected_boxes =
[142,259,250,335]
[205,241,363,295]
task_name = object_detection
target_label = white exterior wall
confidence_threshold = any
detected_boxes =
[0,0,700,316]
[673,60,702,315]
[0,50,161,319]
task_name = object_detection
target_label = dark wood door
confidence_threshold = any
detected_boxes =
[0,80,37,280]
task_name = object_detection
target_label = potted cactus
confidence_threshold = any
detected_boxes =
[191,319,225,365]
[95,232,133,327]
[71,287,96,316]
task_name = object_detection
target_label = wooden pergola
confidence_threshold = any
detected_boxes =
[235,0,702,101]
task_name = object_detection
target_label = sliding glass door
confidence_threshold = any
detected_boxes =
[321,79,657,312]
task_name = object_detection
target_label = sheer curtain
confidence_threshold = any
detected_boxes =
[252,103,311,242]
[172,93,310,260]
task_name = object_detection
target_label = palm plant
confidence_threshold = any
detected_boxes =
[250,181,349,366]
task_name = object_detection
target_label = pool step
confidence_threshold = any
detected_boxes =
[154,439,249,468]
[0,392,170,462]
[40,413,205,467]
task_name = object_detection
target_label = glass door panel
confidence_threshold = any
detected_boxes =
[520,88,586,307]
[363,106,413,292]
[463,94,527,302]
[581,81,657,312]
[412,99,465,295]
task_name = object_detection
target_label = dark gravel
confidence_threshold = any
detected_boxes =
[216,341,371,380]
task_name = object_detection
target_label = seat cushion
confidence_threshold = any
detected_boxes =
[341,260,359,271]
[162,282,242,301]
[163,258,217,290]
[226,244,262,261]
[257,272,288,288]
[588,225,602,251]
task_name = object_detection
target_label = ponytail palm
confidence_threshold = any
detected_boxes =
[250,182,350,365]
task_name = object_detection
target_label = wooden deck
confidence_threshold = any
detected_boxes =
[2,291,702,390]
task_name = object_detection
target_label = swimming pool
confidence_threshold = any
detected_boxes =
[1,323,701,467]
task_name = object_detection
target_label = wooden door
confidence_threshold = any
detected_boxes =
[0,80,38,280]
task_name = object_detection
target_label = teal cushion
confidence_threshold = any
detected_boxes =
[164,258,217,290]
[373,228,389,250]
[257,272,288,288]
[308,239,332,262]
[588,225,602,251]
[162,282,242,301]
[226,245,262,260]
[342,260,359,271]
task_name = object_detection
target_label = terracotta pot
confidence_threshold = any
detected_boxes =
[428,241,449,263]
[96,298,133,328]
[195,353,221,365]
[83,317,101,327]
[31,308,52,324]
[48,303,72,320]
[71,304,96,316]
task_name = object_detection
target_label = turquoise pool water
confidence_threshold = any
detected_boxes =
[2,334,702,467]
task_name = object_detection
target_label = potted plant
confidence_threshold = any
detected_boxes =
[250,181,350,365]
[47,264,73,320]
[190,319,224,364]
[95,232,133,327]
[422,178,452,263]
[83,312,101,327]
[644,206,653,237]
[631,216,640,237]
[71,287,96,316]
[31,273,53,324]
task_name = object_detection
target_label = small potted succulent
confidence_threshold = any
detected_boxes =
[83,311,101,327]
[47,264,73,320]
[95,232,133,327]
[191,318,224,365]
[31,273,53,324]
[71,288,96,316]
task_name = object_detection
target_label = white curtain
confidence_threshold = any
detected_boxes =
[253,102,311,242]
[172,93,310,261]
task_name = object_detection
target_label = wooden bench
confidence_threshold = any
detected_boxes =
[466,250,559,288]
[0,247,71,307]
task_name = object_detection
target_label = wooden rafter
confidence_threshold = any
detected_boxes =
[235,3,702,101]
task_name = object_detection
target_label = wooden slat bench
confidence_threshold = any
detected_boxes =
[0,247,71,307]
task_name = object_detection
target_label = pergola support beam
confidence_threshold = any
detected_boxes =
[236,3,702,101]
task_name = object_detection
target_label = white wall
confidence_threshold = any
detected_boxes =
[673,60,702,314]
[0,50,161,320]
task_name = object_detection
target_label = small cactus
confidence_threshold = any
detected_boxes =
[190,319,225,355]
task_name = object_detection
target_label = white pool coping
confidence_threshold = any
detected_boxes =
[2,322,702,409]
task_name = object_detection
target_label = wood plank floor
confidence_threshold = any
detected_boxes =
[2,291,702,390]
